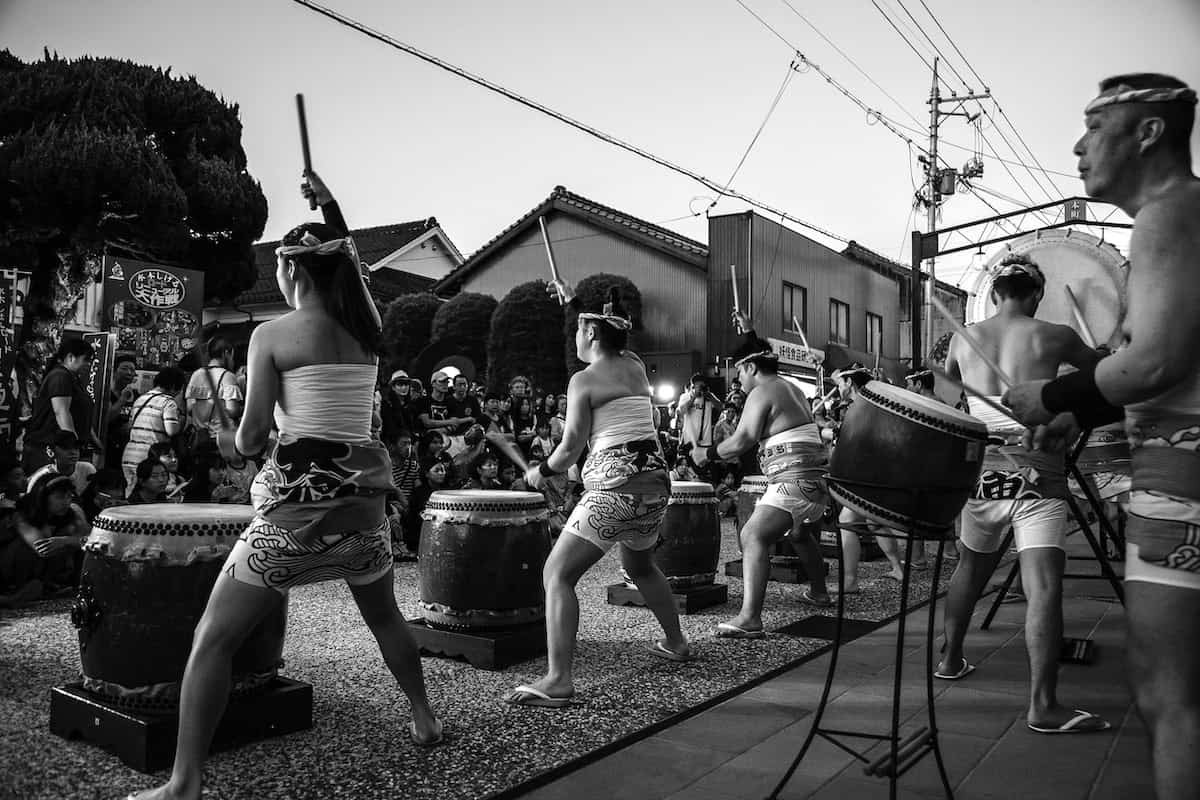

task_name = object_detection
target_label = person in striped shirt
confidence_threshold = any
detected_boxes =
[120,367,186,496]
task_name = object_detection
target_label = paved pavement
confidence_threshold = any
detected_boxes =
[517,546,1149,799]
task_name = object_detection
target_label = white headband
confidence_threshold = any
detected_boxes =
[275,231,359,264]
[1085,85,1197,114]
[579,301,632,331]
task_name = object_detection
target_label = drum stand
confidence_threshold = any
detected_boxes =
[981,433,1126,631]
[768,486,954,800]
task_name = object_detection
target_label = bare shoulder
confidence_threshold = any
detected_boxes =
[1134,182,1200,248]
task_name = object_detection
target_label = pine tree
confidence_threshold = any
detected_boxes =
[486,280,568,394]
[563,273,643,374]
[381,291,441,375]
[429,292,497,379]
[0,50,267,345]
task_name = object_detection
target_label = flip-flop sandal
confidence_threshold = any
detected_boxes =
[647,640,696,662]
[1027,710,1111,735]
[715,622,766,639]
[799,588,834,608]
[503,684,573,708]
[409,718,445,747]
[933,660,976,680]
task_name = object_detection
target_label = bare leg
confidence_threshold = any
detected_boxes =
[876,533,905,581]
[519,533,604,699]
[621,546,688,653]
[838,507,863,592]
[347,569,439,740]
[722,505,791,631]
[129,575,283,800]
[790,522,830,600]
[1127,580,1200,798]
[938,545,1002,676]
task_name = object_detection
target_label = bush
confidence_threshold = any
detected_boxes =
[486,280,568,394]
[563,273,643,374]
[429,291,497,377]
[381,292,441,374]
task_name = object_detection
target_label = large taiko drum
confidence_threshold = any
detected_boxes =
[418,490,551,630]
[71,504,286,714]
[967,229,1128,347]
[654,481,721,590]
[828,382,988,537]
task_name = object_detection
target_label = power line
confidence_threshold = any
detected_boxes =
[290,0,850,244]
[716,59,796,202]
[869,0,937,76]
[916,0,986,87]
[892,0,973,90]
[878,114,1080,179]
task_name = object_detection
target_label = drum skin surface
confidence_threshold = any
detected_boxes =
[74,504,286,713]
[828,382,987,537]
[418,490,551,630]
[656,481,720,589]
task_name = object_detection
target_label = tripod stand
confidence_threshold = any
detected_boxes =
[981,431,1126,631]
[768,485,954,800]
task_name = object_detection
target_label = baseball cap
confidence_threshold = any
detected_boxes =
[389,369,410,384]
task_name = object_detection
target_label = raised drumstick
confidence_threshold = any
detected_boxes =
[730,264,741,313]
[792,316,810,352]
[485,431,530,473]
[931,295,1016,390]
[296,93,317,210]
[1064,285,1097,348]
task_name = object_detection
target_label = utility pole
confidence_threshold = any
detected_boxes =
[913,57,989,367]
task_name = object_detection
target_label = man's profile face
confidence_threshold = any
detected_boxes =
[1074,104,1140,201]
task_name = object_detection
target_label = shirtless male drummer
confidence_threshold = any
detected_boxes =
[937,255,1108,735]
[1004,74,1200,795]
[693,311,831,637]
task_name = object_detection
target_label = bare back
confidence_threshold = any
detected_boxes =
[578,352,653,408]
[751,375,815,440]
[949,313,1094,394]
[259,308,376,371]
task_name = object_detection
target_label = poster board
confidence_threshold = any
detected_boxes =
[82,331,117,446]
[103,256,203,370]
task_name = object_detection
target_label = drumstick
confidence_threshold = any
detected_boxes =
[792,316,810,352]
[931,295,1016,390]
[929,366,1022,426]
[484,431,530,472]
[812,385,840,413]
[1064,285,1097,348]
[296,93,317,211]
[730,264,741,313]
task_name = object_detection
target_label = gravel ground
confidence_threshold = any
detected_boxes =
[0,519,951,800]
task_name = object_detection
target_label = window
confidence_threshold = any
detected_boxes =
[782,282,807,336]
[866,311,884,354]
[829,299,850,345]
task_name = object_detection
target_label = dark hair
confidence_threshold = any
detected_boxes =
[992,273,1043,301]
[135,458,166,484]
[392,428,413,442]
[154,366,186,393]
[587,288,630,351]
[484,392,503,403]
[88,468,127,493]
[54,338,93,363]
[148,441,177,460]
[114,354,137,369]
[908,372,935,391]
[280,222,381,355]
[1098,73,1195,154]
[741,354,778,375]
[207,335,234,360]
[689,373,706,386]
[51,430,80,450]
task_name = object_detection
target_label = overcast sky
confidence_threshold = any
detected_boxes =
[5,0,1198,288]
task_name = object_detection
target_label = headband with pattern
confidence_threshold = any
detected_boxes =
[734,349,778,369]
[275,231,360,264]
[1085,85,1197,114]
[992,254,1046,288]
[578,300,633,331]
[906,369,933,381]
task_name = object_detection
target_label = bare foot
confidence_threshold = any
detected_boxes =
[518,675,575,702]
[126,781,199,800]
[1027,705,1110,733]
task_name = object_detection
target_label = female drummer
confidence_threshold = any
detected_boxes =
[511,281,693,708]
[129,173,442,800]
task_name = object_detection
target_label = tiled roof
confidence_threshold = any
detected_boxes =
[435,186,709,293]
[841,240,967,298]
[232,219,442,306]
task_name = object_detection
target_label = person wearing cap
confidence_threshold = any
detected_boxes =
[26,430,96,497]
[411,371,476,453]
[938,253,1106,736]
[380,369,416,445]
[1002,74,1199,787]
[694,310,833,634]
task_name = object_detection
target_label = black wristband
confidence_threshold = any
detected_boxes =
[705,444,722,463]
[1041,368,1124,429]
[539,461,562,478]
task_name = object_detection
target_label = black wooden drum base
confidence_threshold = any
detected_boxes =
[48,677,313,774]
[724,557,814,585]
[407,618,546,670]
[605,582,728,615]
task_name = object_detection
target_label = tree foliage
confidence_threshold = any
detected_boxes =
[381,291,441,375]
[563,273,643,374]
[486,280,568,394]
[0,49,267,343]
[429,291,497,378]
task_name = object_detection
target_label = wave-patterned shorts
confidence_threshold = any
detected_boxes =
[223,518,393,593]
[563,490,669,554]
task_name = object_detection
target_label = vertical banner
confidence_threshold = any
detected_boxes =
[102,256,203,370]
[83,331,117,450]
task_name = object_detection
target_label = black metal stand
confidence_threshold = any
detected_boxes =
[768,486,954,800]
[981,432,1126,630]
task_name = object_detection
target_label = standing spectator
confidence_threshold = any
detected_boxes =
[713,404,739,446]
[674,374,722,478]
[380,369,416,445]
[26,430,96,496]
[104,354,139,468]
[184,336,242,448]
[479,393,513,435]
[127,458,170,505]
[725,378,747,410]
[536,395,557,429]
[121,367,186,494]
[511,396,537,453]
[23,339,98,472]
[550,393,568,444]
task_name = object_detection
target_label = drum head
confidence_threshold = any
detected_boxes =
[859,381,987,438]
[670,480,716,495]
[427,490,545,507]
[966,229,1128,348]
[88,503,254,563]
[95,503,254,528]
[740,475,769,490]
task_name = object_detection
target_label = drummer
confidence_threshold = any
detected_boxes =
[693,311,832,636]
[128,171,442,800]
[511,280,692,709]
[937,255,1109,734]
[1003,74,1199,792]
